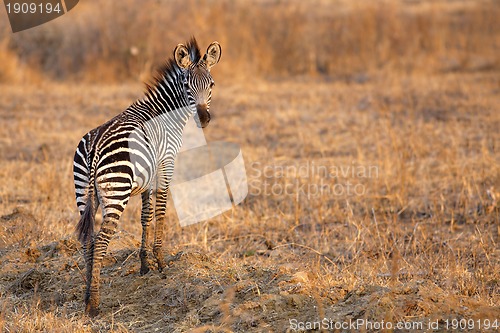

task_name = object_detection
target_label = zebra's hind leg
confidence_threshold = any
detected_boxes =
[86,214,122,316]
[140,188,154,275]
[85,188,130,317]
[83,237,94,312]
[79,194,99,315]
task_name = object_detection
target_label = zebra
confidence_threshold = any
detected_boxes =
[73,38,221,316]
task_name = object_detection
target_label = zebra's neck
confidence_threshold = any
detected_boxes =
[136,66,193,119]
[129,69,194,153]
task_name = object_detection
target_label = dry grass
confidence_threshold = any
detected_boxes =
[1,0,499,82]
[0,0,499,332]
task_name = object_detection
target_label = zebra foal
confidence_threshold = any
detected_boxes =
[73,38,221,316]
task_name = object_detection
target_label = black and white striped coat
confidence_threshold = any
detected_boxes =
[73,38,221,316]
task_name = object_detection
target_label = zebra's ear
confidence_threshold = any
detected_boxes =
[174,44,192,69]
[203,42,221,70]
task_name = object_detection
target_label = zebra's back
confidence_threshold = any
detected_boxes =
[73,110,163,211]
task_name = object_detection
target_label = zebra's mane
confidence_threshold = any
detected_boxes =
[145,37,202,95]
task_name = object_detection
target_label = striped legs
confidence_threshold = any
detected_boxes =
[153,161,173,272]
[81,200,98,316]
[153,187,168,271]
[84,237,97,316]
[139,188,154,275]
[85,184,131,317]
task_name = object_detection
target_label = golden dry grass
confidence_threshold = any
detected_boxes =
[0,0,499,332]
[1,0,499,82]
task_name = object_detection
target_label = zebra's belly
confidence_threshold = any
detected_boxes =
[128,138,180,196]
[130,163,156,196]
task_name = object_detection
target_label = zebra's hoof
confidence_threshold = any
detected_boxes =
[157,262,166,272]
[140,265,151,275]
[85,303,100,317]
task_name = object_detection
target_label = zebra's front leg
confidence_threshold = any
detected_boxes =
[153,186,168,272]
[140,189,154,275]
[153,162,173,272]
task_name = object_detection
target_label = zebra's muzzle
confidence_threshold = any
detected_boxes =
[196,104,210,128]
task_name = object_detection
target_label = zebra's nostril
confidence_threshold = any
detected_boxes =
[196,104,208,112]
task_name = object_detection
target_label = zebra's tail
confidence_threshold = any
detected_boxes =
[76,187,95,244]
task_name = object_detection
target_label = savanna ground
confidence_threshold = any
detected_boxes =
[0,0,499,332]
